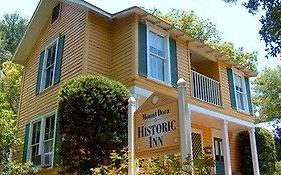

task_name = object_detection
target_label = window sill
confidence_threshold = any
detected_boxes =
[147,76,172,88]
[36,83,59,96]
[236,108,250,115]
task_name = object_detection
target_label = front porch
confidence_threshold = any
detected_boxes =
[189,103,259,175]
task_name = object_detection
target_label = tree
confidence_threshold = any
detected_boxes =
[58,75,130,174]
[146,8,258,73]
[238,127,276,175]
[223,0,281,58]
[0,61,23,113]
[253,65,281,122]
[0,13,28,62]
[147,9,221,43]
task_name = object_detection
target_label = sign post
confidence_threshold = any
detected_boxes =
[177,78,193,161]
[128,97,137,175]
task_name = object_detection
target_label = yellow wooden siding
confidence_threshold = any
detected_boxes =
[111,15,135,86]
[86,12,111,77]
[192,123,212,148]
[177,40,191,97]
[16,2,87,163]
[229,132,241,173]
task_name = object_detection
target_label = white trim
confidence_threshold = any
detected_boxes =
[39,37,60,92]
[187,103,254,127]
[232,67,249,114]
[129,86,152,97]
[146,24,171,85]
[27,110,57,168]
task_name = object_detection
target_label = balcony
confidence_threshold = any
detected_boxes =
[191,70,222,107]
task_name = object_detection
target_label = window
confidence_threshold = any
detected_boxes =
[29,114,56,167]
[233,71,248,112]
[147,27,171,84]
[51,3,60,23]
[36,35,64,94]
[44,42,57,88]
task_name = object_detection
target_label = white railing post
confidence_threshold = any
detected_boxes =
[128,97,137,175]
[249,128,260,175]
[177,78,193,162]
[191,70,221,106]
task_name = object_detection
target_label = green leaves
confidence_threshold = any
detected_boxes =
[146,8,258,73]
[253,66,281,122]
[58,75,130,174]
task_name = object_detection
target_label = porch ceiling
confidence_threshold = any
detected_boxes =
[191,111,249,132]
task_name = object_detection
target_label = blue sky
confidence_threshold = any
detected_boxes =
[1,0,280,73]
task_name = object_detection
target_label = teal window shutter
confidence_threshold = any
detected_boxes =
[227,68,236,109]
[35,50,45,94]
[54,35,65,84]
[169,38,178,87]
[53,116,62,166]
[22,123,30,162]
[138,22,147,77]
[245,77,253,114]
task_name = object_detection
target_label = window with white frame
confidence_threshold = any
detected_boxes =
[147,27,170,84]
[233,71,248,112]
[29,114,56,167]
[42,40,58,89]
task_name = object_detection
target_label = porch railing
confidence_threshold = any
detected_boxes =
[191,70,222,106]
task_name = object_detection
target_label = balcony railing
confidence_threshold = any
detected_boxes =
[191,70,222,106]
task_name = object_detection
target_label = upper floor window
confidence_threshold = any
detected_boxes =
[51,3,61,23]
[29,114,56,167]
[36,35,64,94]
[147,27,171,84]
[138,22,178,87]
[233,70,248,112]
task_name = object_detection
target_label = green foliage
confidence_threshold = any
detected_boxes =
[0,161,36,175]
[92,146,214,175]
[0,13,27,61]
[238,128,276,175]
[147,9,220,43]
[58,75,130,174]
[209,41,258,74]
[223,0,281,58]
[256,127,277,175]
[0,61,23,113]
[145,8,257,73]
[253,66,281,122]
[275,161,281,175]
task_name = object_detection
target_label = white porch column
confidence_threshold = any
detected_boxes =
[249,127,260,175]
[128,97,137,175]
[177,78,193,161]
[222,120,232,175]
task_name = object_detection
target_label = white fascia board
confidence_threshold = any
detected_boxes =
[187,103,255,128]
[129,86,152,97]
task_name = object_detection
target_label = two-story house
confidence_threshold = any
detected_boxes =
[13,0,260,174]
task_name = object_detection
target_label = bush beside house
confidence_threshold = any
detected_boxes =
[57,75,130,174]
[238,127,276,175]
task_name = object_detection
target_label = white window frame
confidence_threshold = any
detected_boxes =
[232,68,249,113]
[146,23,171,85]
[27,111,57,168]
[39,38,60,92]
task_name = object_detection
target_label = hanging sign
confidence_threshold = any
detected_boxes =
[135,93,180,158]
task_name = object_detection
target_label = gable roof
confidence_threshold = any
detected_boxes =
[13,0,255,77]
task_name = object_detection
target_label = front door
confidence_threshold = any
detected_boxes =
[214,138,225,175]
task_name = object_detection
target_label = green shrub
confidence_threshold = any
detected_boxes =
[92,146,215,175]
[238,127,276,175]
[275,161,281,175]
[58,75,130,174]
